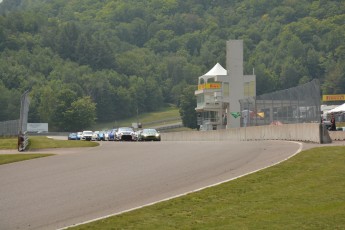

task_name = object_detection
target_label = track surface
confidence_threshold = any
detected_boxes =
[0,140,301,230]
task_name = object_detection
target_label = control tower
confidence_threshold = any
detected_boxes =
[195,40,256,130]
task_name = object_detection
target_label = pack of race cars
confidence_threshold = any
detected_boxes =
[68,127,161,141]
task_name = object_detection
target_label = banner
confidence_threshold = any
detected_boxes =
[322,94,345,101]
[27,123,48,132]
[230,112,241,118]
[198,83,221,90]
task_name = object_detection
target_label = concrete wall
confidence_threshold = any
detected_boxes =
[161,123,332,144]
[329,131,345,141]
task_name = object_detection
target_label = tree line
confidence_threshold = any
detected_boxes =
[0,0,344,130]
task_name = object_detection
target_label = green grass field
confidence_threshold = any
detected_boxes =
[0,136,99,164]
[0,154,54,165]
[71,146,345,230]
[337,122,345,128]
[0,137,17,149]
[29,136,99,149]
[0,136,98,150]
[90,105,181,130]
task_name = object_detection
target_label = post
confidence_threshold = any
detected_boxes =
[18,90,30,152]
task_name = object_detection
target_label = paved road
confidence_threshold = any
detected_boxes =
[0,140,302,230]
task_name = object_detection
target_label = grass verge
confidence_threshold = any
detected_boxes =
[0,136,99,150]
[72,146,345,229]
[0,137,17,149]
[0,154,54,165]
[0,136,98,165]
[29,136,99,149]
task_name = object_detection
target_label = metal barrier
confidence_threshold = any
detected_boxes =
[156,123,183,132]
[18,131,29,152]
[23,132,29,151]
[16,90,30,151]
[143,117,181,126]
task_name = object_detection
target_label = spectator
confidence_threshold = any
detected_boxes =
[330,113,336,131]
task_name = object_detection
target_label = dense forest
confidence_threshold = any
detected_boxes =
[0,0,344,131]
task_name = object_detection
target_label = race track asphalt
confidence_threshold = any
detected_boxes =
[0,140,302,230]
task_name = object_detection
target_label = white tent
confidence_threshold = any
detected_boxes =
[327,102,345,113]
[204,63,227,76]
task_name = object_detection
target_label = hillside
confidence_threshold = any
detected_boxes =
[0,0,344,131]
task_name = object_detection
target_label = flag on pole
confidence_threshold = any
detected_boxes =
[230,112,241,118]
[257,112,265,118]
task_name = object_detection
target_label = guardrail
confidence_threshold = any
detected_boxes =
[18,131,29,152]
[156,123,183,131]
[143,117,181,126]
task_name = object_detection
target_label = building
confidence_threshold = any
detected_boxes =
[195,40,256,130]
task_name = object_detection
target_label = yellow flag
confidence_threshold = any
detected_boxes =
[257,112,264,118]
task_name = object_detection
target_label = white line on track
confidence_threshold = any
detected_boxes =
[58,141,303,230]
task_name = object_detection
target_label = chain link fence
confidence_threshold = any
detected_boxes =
[0,120,20,136]
[0,91,30,137]
[239,79,321,127]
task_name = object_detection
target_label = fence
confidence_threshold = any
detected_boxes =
[0,91,30,151]
[0,120,20,136]
[239,79,321,127]
[18,91,30,151]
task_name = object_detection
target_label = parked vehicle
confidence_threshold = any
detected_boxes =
[98,131,105,141]
[92,131,99,141]
[133,130,142,141]
[108,129,117,141]
[68,133,78,140]
[76,132,82,140]
[116,127,135,141]
[81,130,93,141]
[138,129,161,141]
[104,130,110,141]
